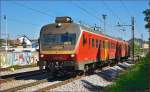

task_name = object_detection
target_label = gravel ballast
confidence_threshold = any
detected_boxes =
[0,80,36,91]
[0,62,133,92]
[0,67,39,76]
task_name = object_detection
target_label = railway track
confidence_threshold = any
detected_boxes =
[0,70,46,84]
[37,75,83,92]
[36,61,135,92]
[2,79,49,92]
[0,61,135,92]
[1,70,78,92]
[0,70,45,79]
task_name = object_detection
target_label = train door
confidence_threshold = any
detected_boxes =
[115,42,121,61]
[104,40,109,60]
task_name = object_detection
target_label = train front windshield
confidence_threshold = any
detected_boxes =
[41,33,76,50]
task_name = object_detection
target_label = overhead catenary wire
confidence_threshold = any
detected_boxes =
[120,0,133,17]
[119,0,141,40]
[8,17,41,27]
[71,1,120,36]
[71,1,103,23]
[101,0,129,39]
[13,2,55,18]
[80,2,115,32]
[102,0,124,24]
[1,15,41,27]
[71,1,110,34]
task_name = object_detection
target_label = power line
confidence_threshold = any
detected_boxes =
[102,0,123,24]
[13,2,55,18]
[82,2,116,34]
[120,0,132,17]
[71,1,103,23]
[8,17,41,27]
[71,1,118,36]
[102,0,129,39]
[92,1,122,36]
[1,15,41,27]
[119,0,142,40]
[79,1,103,20]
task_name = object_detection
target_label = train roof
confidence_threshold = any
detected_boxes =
[79,24,128,44]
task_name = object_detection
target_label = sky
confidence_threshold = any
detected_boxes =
[0,0,149,41]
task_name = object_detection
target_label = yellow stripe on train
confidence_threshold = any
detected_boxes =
[41,50,75,54]
[104,40,109,60]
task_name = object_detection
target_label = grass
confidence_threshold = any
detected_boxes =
[8,63,37,70]
[105,55,150,92]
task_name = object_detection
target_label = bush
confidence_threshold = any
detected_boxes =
[105,56,149,92]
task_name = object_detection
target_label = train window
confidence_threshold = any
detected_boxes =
[103,41,105,48]
[101,40,103,48]
[82,34,87,47]
[112,43,115,49]
[92,39,95,48]
[89,38,91,48]
[108,42,110,48]
[114,44,115,48]
[110,42,112,48]
[96,39,99,48]
[111,43,113,48]
[99,40,101,48]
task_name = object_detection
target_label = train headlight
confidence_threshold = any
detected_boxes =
[40,54,44,58]
[56,23,62,28]
[70,54,75,58]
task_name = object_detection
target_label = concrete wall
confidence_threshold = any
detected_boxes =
[0,51,38,68]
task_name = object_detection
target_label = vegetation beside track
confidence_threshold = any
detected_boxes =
[105,55,150,92]
[9,63,37,69]
[0,63,37,71]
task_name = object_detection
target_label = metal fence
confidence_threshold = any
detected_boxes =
[0,51,38,68]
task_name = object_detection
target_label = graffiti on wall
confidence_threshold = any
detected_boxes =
[0,51,38,68]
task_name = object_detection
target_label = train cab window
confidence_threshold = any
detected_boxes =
[92,39,95,48]
[96,39,99,48]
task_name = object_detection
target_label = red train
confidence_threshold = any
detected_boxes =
[38,16,130,72]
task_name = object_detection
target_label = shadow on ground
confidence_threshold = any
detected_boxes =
[81,80,104,92]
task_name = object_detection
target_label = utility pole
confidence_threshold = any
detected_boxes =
[132,17,135,62]
[4,15,8,52]
[102,14,107,34]
[116,17,135,62]
[141,34,143,48]
[141,34,144,54]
